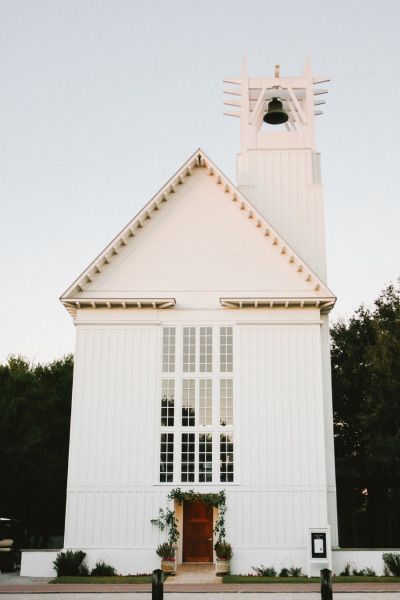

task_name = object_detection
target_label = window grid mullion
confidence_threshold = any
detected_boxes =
[195,378,199,429]
[196,325,200,374]
[195,431,199,483]
[173,375,182,483]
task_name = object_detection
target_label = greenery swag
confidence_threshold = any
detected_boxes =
[151,488,227,546]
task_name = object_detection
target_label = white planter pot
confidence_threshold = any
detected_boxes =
[161,559,176,575]
[216,558,230,575]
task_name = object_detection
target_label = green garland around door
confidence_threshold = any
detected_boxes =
[151,488,227,545]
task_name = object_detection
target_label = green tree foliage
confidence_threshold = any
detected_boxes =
[331,282,400,546]
[0,355,73,546]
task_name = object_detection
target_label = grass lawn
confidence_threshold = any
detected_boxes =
[223,576,318,584]
[223,575,400,584]
[50,575,152,584]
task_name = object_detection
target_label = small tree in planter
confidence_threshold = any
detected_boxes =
[156,542,176,575]
[151,507,178,575]
[215,540,232,575]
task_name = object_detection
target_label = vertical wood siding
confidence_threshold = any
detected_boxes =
[238,149,326,281]
[65,321,331,552]
[225,324,329,549]
[237,324,327,488]
[67,326,159,488]
[65,488,168,548]
[65,325,164,548]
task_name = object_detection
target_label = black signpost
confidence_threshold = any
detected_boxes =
[320,568,332,600]
[152,569,164,600]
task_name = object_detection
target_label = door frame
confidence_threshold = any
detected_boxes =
[175,499,216,564]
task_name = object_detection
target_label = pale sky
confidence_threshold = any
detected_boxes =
[1,0,399,363]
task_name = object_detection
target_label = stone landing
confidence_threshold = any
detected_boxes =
[165,563,221,584]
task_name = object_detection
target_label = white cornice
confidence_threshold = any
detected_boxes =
[62,298,176,318]
[220,297,335,314]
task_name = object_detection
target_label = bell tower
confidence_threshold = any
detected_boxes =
[224,58,330,282]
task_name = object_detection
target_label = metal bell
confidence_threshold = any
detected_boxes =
[263,97,288,125]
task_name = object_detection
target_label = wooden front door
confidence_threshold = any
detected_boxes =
[182,501,213,562]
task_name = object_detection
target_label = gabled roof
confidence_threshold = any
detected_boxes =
[61,148,335,313]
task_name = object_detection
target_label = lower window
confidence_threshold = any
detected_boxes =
[199,433,213,482]
[160,433,174,482]
[158,431,234,483]
[220,433,234,482]
[181,433,195,482]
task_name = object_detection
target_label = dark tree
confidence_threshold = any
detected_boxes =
[0,355,73,547]
[331,282,400,547]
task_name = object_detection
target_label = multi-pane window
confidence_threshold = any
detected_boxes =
[181,433,195,482]
[160,433,174,482]
[220,326,233,372]
[161,380,175,426]
[183,327,196,372]
[182,379,196,426]
[199,433,212,482]
[220,433,234,482]
[162,327,176,373]
[159,325,234,484]
[200,327,212,372]
[199,379,212,426]
[220,379,233,426]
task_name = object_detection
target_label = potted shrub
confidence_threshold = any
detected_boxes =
[156,542,176,575]
[215,541,232,575]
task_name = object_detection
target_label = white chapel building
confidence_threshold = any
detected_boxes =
[59,59,339,575]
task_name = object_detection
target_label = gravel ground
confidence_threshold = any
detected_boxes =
[0,570,50,586]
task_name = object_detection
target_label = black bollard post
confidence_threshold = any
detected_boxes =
[152,568,164,600]
[320,568,332,600]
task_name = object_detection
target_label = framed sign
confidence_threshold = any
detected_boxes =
[311,532,327,558]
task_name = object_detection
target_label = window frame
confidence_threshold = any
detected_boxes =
[157,324,237,486]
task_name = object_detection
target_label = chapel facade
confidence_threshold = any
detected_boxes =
[60,59,338,575]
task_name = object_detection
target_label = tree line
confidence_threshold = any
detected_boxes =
[332,282,400,547]
[0,283,399,547]
[0,355,73,547]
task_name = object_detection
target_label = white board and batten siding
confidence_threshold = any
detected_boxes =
[64,324,165,572]
[237,149,327,283]
[229,320,331,573]
[57,306,335,575]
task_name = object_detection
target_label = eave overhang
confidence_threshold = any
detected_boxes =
[220,297,336,313]
[62,297,176,318]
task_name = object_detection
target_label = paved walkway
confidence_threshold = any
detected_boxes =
[0,593,400,599]
[1,583,400,595]
[1,570,400,597]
